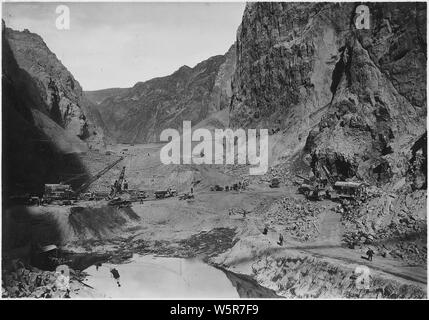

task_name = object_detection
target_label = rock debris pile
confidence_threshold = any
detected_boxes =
[265,197,323,242]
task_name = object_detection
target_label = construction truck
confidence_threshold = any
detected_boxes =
[154,187,177,199]
[42,183,75,204]
[40,157,124,204]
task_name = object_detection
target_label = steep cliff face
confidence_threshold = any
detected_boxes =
[4,26,106,148]
[88,46,236,143]
[2,24,90,196]
[230,2,426,183]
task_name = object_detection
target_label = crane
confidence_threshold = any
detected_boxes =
[74,156,124,195]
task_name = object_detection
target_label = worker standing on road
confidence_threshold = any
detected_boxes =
[110,268,121,287]
[277,234,284,246]
[123,180,128,190]
[366,248,374,261]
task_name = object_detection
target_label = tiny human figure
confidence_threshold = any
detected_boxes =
[242,210,247,218]
[366,248,374,261]
[262,227,268,235]
[190,187,193,194]
[95,263,102,271]
[123,180,128,190]
[110,268,121,287]
[277,234,284,246]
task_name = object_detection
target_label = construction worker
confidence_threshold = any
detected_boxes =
[123,180,128,190]
[366,248,374,261]
[110,268,121,287]
[277,234,284,246]
[263,226,268,235]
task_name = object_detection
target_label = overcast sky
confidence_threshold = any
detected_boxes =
[3,2,245,90]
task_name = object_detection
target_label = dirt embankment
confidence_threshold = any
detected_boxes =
[213,237,426,299]
[2,203,141,259]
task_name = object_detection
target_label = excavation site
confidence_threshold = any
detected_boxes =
[1,2,427,300]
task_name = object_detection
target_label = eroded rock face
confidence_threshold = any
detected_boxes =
[2,26,89,196]
[4,26,104,144]
[230,2,426,183]
[88,46,236,144]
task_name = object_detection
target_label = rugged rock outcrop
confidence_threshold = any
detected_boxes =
[4,26,106,148]
[230,2,426,184]
[2,23,101,195]
[87,45,236,143]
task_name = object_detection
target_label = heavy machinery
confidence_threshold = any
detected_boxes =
[154,187,178,199]
[110,166,127,197]
[75,157,124,195]
[296,174,328,201]
[330,181,367,200]
[179,192,194,200]
[296,165,367,201]
[42,184,75,204]
[41,157,124,204]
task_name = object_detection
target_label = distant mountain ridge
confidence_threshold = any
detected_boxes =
[84,45,236,143]
[85,88,129,105]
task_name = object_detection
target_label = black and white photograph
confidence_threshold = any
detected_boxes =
[0,1,427,301]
